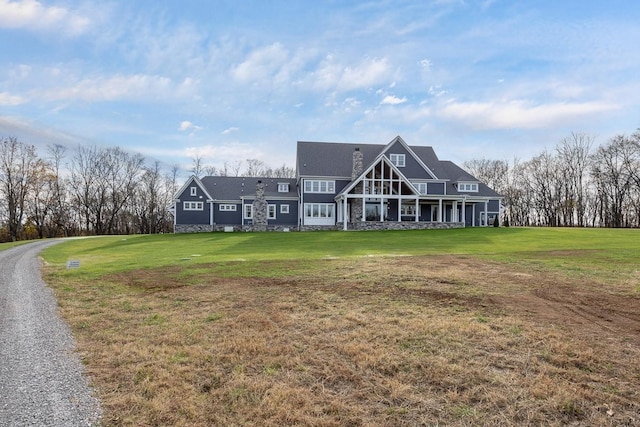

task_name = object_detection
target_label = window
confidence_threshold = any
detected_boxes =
[268,204,276,219]
[389,154,405,167]
[190,186,197,196]
[458,183,478,192]
[401,203,417,216]
[304,180,335,193]
[280,204,290,214]
[304,203,335,218]
[219,204,236,211]
[244,204,253,219]
[278,183,289,192]
[183,201,203,211]
[415,183,427,194]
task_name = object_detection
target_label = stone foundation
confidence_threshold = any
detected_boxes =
[176,222,464,233]
[348,221,464,231]
[302,221,465,231]
[174,224,214,233]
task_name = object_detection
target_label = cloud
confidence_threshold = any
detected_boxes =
[0,92,26,106]
[311,56,392,92]
[380,95,407,105]
[221,127,239,135]
[0,0,90,35]
[419,59,432,71]
[179,121,202,132]
[439,99,619,130]
[231,43,290,83]
[41,74,174,102]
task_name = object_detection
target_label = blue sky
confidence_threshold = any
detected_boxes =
[1,0,639,176]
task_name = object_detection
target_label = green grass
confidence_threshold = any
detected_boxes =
[0,240,33,251]
[41,227,640,287]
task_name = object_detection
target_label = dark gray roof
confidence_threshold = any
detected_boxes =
[200,176,297,201]
[297,141,384,178]
[297,139,501,197]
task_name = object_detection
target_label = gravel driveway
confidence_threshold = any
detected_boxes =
[0,240,101,426]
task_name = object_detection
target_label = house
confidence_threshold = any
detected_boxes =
[173,136,502,232]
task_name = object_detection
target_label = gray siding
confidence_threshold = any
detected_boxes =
[384,140,433,179]
[427,182,445,195]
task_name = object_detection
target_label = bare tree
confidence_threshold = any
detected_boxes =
[556,132,594,226]
[0,137,43,241]
[190,154,205,178]
[590,135,636,227]
[47,144,71,237]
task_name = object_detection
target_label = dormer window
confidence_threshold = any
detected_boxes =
[278,183,289,193]
[389,154,405,167]
[458,182,478,192]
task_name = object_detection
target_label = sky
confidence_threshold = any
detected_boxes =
[1,0,639,177]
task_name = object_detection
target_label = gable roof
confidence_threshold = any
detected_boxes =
[337,152,420,197]
[174,175,214,201]
[199,176,297,201]
[297,139,442,179]
[379,136,438,179]
[297,137,502,198]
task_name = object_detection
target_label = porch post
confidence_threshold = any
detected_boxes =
[361,197,365,221]
[452,201,458,222]
[397,198,401,222]
[343,197,348,231]
[461,200,466,226]
[472,204,476,227]
[484,201,488,226]
[414,198,419,222]
[438,199,443,222]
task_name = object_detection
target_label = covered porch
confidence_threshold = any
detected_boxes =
[335,156,495,230]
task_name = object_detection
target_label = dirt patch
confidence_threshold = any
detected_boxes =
[63,255,640,426]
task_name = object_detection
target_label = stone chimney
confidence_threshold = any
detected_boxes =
[252,180,268,231]
[350,148,364,222]
[352,147,363,180]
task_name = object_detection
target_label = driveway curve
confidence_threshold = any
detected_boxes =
[0,240,101,426]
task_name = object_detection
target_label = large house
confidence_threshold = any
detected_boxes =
[173,136,502,232]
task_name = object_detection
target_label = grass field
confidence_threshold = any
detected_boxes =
[42,228,640,426]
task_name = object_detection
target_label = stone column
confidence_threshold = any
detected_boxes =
[350,148,364,222]
[252,180,268,231]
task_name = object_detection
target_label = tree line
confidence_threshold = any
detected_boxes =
[0,136,294,242]
[464,130,640,228]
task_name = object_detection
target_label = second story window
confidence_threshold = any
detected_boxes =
[458,183,478,192]
[278,183,289,192]
[190,186,197,196]
[389,154,405,167]
[415,183,427,194]
[304,180,335,193]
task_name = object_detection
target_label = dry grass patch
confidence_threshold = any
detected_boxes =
[47,256,640,426]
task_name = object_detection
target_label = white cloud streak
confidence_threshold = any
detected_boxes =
[0,0,90,35]
[439,99,619,130]
[380,95,407,105]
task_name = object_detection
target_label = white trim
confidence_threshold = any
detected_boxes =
[389,153,405,167]
[244,204,253,219]
[458,182,479,192]
[380,136,438,179]
[219,204,237,211]
[304,203,335,225]
[280,204,290,214]
[268,204,277,219]
[183,201,204,211]
[277,183,290,192]
[304,179,335,193]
